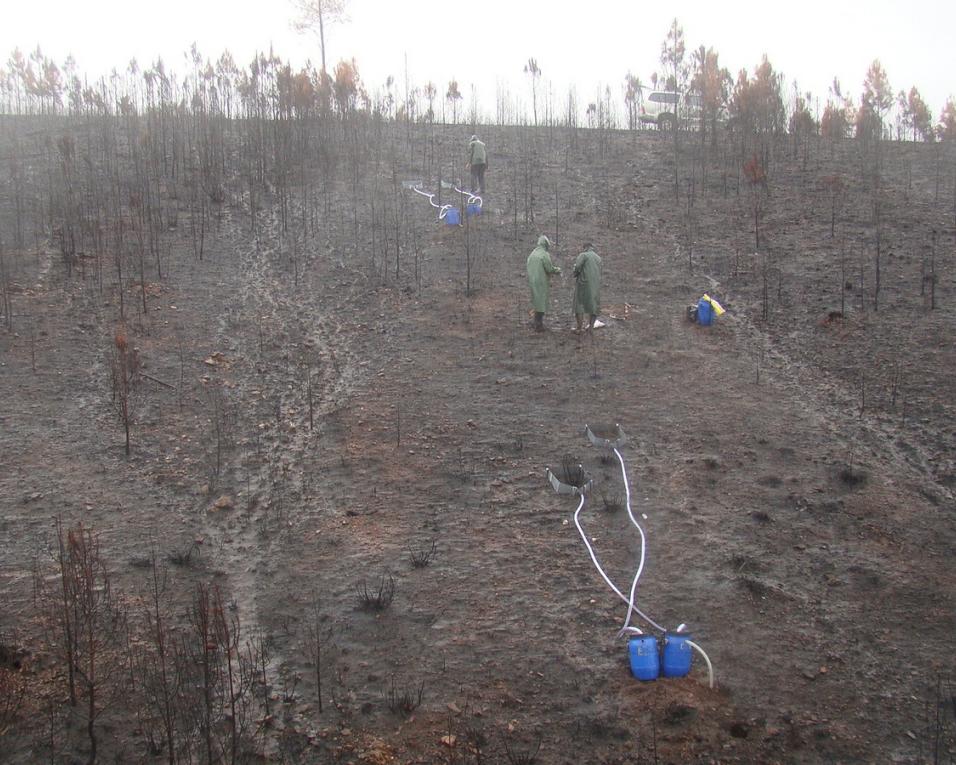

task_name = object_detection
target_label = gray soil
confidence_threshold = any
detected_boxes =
[1,120,955,764]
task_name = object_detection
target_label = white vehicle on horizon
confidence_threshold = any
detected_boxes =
[639,90,702,131]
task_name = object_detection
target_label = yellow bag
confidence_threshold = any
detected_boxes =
[701,294,725,316]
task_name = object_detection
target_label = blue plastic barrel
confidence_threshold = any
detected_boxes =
[696,298,713,326]
[444,208,460,225]
[661,632,693,677]
[628,635,660,681]
[466,203,482,217]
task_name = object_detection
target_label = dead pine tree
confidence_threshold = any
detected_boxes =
[205,383,232,486]
[839,237,847,317]
[138,550,178,764]
[923,229,938,310]
[524,57,541,127]
[110,330,139,455]
[211,586,256,765]
[305,595,333,714]
[394,183,404,283]
[589,331,600,380]
[952,158,956,231]
[872,202,883,312]
[0,233,12,331]
[890,359,904,411]
[754,345,764,384]
[188,583,220,765]
[74,527,128,765]
[859,367,866,418]
[395,402,401,447]
[858,244,868,329]
[823,174,844,239]
[744,155,768,254]
[30,323,37,374]
[660,18,687,200]
[512,162,519,243]
[45,521,129,765]
[760,250,771,322]
[554,182,559,249]
[49,516,79,708]
[306,366,317,432]
[685,205,697,273]
[464,195,473,295]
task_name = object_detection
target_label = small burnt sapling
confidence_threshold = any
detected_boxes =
[560,455,586,489]
[408,540,437,568]
[599,490,623,513]
[0,633,26,736]
[384,675,424,716]
[502,731,543,765]
[358,572,396,611]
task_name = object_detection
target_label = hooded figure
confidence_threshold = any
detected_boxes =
[572,244,602,331]
[526,235,561,330]
[468,135,487,195]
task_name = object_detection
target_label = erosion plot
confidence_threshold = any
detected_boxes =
[0,111,955,765]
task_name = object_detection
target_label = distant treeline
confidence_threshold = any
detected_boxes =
[2,35,954,142]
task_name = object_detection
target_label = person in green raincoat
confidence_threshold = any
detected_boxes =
[468,135,487,195]
[572,243,602,332]
[526,235,561,331]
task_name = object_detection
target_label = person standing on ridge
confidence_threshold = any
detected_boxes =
[468,134,487,195]
[572,243,602,332]
[527,235,561,331]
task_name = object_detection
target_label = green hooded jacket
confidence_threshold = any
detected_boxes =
[572,248,602,315]
[469,137,487,166]
[527,236,561,313]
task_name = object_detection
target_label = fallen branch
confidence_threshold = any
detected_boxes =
[141,373,176,389]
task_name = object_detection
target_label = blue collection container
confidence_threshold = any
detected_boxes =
[466,203,482,217]
[628,635,660,681]
[661,632,693,677]
[696,298,713,326]
[444,208,460,225]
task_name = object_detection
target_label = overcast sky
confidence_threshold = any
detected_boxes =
[2,0,954,118]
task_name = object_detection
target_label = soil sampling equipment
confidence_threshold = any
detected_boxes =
[547,423,715,687]
[453,185,483,217]
[408,182,459,225]
[628,634,660,681]
[662,631,694,677]
[407,181,483,226]
[688,293,725,326]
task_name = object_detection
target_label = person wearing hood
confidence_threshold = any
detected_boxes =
[468,135,487,195]
[572,243,602,332]
[526,235,561,331]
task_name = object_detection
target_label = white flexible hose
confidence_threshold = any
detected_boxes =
[563,432,717,688]
[411,186,438,206]
[686,640,715,688]
[453,185,483,207]
[572,478,665,634]
[573,493,629,603]
[410,185,457,222]
[613,446,664,634]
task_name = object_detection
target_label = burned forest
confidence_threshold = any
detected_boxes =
[1,43,956,765]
